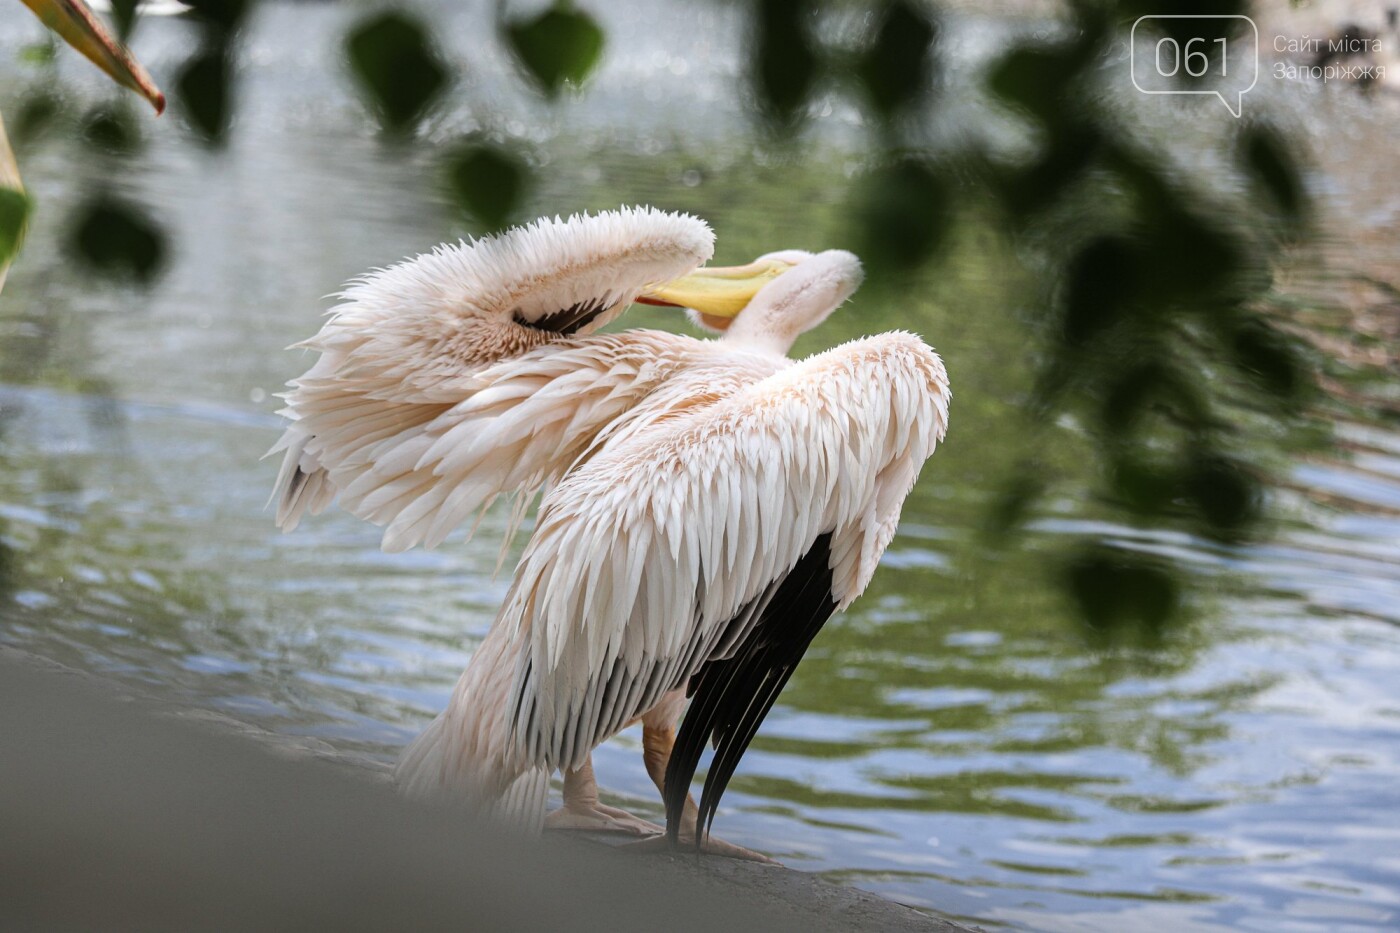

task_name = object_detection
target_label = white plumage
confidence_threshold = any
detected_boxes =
[270,206,714,551]
[270,207,950,856]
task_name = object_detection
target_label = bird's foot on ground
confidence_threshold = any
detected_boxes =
[544,802,663,836]
[621,833,778,864]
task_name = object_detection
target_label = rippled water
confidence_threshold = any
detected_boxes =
[3,3,1399,931]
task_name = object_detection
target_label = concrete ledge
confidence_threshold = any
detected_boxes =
[0,647,974,932]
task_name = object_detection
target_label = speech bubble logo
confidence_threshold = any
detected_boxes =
[1130,15,1259,118]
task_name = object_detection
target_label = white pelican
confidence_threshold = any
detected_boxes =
[270,208,951,856]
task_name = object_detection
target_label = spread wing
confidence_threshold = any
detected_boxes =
[502,332,951,836]
[269,207,713,550]
[276,330,707,554]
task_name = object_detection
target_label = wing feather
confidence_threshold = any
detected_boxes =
[671,531,838,846]
[299,330,704,553]
[504,331,951,787]
[270,208,714,546]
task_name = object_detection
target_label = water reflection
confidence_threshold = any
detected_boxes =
[3,3,1400,931]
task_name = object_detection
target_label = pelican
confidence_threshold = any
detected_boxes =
[270,208,951,856]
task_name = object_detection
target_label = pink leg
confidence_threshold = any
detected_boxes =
[543,754,663,836]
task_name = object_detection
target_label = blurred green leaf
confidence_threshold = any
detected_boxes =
[445,143,529,232]
[752,0,818,124]
[181,0,251,35]
[12,91,64,147]
[176,47,231,142]
[1103,361,1164,434]
[1144,207,1242,303]
[854,159,949,272]
[110,0,139,40]
[67,194,166,284]
[986,471,1045,541]
[998,122,1100,216]
[1061,235,1146,346]
[987,45,1079,125]
[0,188,29,267]
[1228,319,1306,403]
[1109,453,1181,516]
[1118,0,1249,44]
[0,111,24,276]
[346,12,448,134]
[856,0,938,117]
[1241,126,1306,224]
[1066,545,1180,637]
[81,102,141,154]
[505,2,604,98]
[1183,451,1258,537]
[1100,359,1208,436]
[1107,149,1251,305]
[20,37,57,66]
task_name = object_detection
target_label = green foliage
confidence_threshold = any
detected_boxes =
[445,143,530,232]
[1100,361,1204,435]
[959,1,1314,634]
[345,12,448,135]
[1066,545,1180,640]
[109,0,140,40]
[1060,235,1146,347]
[987,39,1097,127]
[162,0,253,146]
[1240,125,1307,227]
[1228,318,1305,403]
[20,37,57,66]
[856,0,939,117]
[1116,0,1251,43]
[505,2,605,98]
[852,159,949,274]
[751,0,819,125]
[0,188,29,265]
[81,103,141,155]
[7,0,1323,637]
[1183,451,1258,538]
[175,47,232,142]
[182,0,253,37]
[67,194,166,284]
[11,91,64,147]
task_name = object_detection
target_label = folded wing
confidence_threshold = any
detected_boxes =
[502,332,951,837]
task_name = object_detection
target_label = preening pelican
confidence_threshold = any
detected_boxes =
[270,207,951,857]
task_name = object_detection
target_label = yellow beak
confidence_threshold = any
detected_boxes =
[19,0,165,114]
[638,258,793,321]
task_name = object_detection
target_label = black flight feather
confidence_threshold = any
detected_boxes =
[514,296,610,335]
[663,532,838,849]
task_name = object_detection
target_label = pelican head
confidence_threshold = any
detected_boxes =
[643,249,864,356]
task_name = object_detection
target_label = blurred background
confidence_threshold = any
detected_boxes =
[1,0,1398,929]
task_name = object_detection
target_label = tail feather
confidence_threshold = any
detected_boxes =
[395,713,451,799]
[489,769,550,833]
[395,713,549,832]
